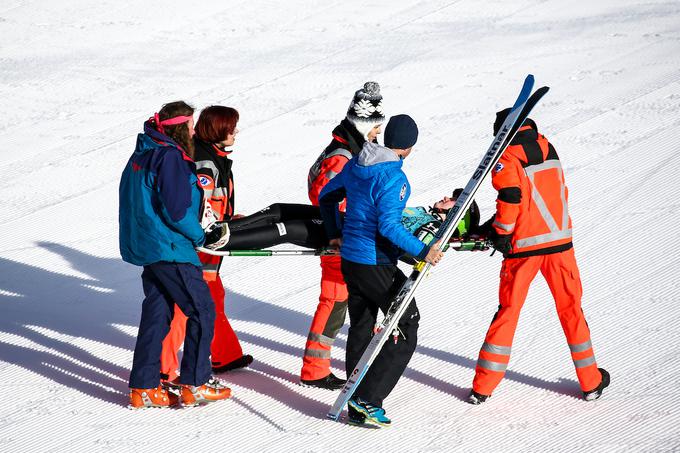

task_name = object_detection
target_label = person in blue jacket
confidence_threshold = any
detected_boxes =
[318,114,444,427]
[119,101,231,409]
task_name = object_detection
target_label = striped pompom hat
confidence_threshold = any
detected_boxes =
[346,81,385,138]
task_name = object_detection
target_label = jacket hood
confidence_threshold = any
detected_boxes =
[352,141,402,180]
[138,120,180,152]
[511,122,539,145]
[333,118,367,155]
[136,120,191,162]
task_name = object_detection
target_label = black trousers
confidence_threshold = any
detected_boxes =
[222,203,327,250]
[341,258,420,407]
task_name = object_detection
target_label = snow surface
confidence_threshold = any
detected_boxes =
[1,0,680,451]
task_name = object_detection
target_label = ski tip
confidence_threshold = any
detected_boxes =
[533,85,551,99]
[510,75,536,113]
[326,412,340,421]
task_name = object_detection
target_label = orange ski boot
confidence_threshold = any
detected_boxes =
[181,377,232,407]
[128,384,178,409]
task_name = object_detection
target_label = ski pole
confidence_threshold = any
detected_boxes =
[195,246,340,257]
[448,239,492,252]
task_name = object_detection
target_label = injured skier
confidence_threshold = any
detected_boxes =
[201,188,485,252]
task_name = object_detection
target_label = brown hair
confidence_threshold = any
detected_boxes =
[195,106,239,144]
[158,101,195,159]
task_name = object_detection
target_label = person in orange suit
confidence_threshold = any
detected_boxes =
[468,110,609,404]
[301,82,385,389]
[160,106,253,386]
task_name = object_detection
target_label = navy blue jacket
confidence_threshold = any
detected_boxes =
[119,121,205,267]
[319,142,428,265]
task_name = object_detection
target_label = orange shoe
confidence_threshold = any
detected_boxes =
[128,385,178,409]
[181,377,232,407]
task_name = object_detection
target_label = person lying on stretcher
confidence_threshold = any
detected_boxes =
[202,188,489,253]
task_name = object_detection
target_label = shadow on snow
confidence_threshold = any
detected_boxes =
[0,241,579,419]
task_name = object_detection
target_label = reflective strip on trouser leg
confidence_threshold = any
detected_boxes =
[474,342,512,390]
[472,256,541,396]
[303,348,332,359]
[482,342,512,356]
[308,331,335,347]
[568,340,592,353]
[572,349,599,391]
[301,298,347,380]
[541,249,600,391]
[573,355,596,368]
[476,358,508,372]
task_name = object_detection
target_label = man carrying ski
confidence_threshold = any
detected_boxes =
[468,111,609,404]
[319,114,444,427]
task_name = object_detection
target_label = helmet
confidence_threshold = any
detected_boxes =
[451,188,480,237]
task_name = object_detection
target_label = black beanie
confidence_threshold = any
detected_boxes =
[493,108,537,135]
[384,114,419,149]
[493,108,512,135]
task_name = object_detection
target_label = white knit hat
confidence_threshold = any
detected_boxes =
[346,81,385,138]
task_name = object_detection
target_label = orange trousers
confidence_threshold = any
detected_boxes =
[160,273,243,381]
[300,256,348,381]
[472,248,601,396]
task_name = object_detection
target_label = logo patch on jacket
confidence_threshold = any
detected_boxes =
[494,162,504,173]
[198,174,214,189]
[399,183,407,201]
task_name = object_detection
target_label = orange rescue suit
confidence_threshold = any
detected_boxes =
[472,123,603,396]
[301,122,363,381]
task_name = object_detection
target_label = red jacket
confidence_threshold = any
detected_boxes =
[308,119,366,209]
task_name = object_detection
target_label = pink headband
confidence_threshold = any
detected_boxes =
[153,113,193,134]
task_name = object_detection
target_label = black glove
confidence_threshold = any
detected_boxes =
[491,233,512,255]
[204,222,230,250]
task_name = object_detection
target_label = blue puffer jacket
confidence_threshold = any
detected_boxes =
[119,121,205,267]
[319,142,428,265]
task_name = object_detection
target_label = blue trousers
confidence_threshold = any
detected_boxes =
[128,262,215,389]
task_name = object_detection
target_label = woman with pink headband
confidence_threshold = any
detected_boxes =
[119,101,231,409]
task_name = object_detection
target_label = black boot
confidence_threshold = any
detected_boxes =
[300,372,346,390]
[212,354,254,373]
[583,368,610,401]
[467,390,490,405]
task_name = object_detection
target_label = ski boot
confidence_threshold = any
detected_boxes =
[181,377,232,407]
[128,384,178,409]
